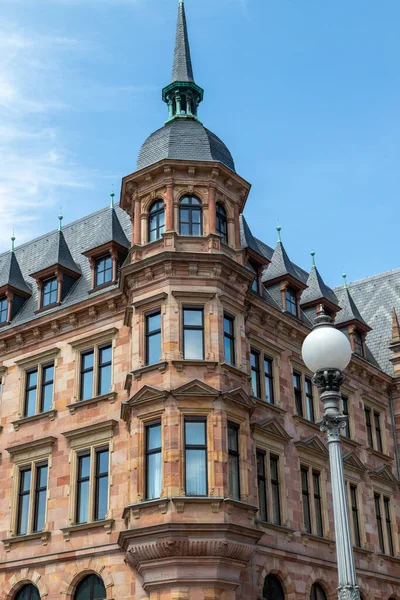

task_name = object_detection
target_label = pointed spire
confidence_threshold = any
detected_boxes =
[110,192,115,208]
[172,0,194,83]
[0,250,31,297]
[11,231,15,252]
[392,308,400,344]
[58,210,63,231]
[335,284,370,331]
[311,250,315,267]
[342,272,347,289]
[300,254,339,311]
[277,225,281,242]
[262,235,306,288]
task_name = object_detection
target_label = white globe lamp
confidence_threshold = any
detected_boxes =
[302,321,352,374]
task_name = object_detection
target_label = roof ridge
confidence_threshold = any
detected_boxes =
[334,267,400,289]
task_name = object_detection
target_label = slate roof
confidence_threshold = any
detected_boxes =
[32,230,81,276]
[300,265,339,308]
[83,207,130,253]
[334,287,370,329]
[334,269,400,374]
[240,215,272,260]
[262,241,307,286]
[137,119,235,172]
[0,252,31,295]
[172,1,194,83]
[0,205,131,331]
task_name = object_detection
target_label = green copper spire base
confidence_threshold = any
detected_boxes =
[162,80,204,124]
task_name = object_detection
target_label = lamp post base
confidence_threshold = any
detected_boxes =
[338,585,361,600]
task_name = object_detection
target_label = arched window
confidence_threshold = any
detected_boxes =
[263,574,285,600]
[74,575,106,600]
[310,583,327,600]
[216,203,228,244]
[148,200,165,242]
[179,196,202,236]
[15,585,40,600]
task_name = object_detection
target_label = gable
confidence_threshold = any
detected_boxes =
[294,435,329,458]
[251,418,291,442]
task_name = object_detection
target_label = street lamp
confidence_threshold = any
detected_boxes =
[302,310,360,600]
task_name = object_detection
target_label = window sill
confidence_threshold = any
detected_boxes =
[172,496,224,514]
[172,360,218,372]
[88,281,117,294]
[377,552,400,564]
[223,498,259,516]
[35,302,61,315]
[220,362,250,379]
[293,414,321,431]
[61,518,114,541]
[132,361,168,381]
[340,436,362,449]
[2,530,50,551]
[123,498,170,521]
[66,391,116,415]
[254,397,287,416]
[257,520,296,537]
[12,409,57,431]
[353,545,374,556]
[368,448,391,461]
[301,532,334,548]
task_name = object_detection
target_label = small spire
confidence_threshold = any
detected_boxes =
[277,225,281,243]
[58,210,63,232]
[342,272,347,289]
[311,250,316,267]
[110,190,115,208]
[11,231,15,252]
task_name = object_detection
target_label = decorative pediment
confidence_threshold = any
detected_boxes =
[369,465,399,487]
[294,435,329,458]
[343,452,367,473]
[171,379,220,401]
[251,418,291,442]
[122,384,169,417]
[221,387,256,412]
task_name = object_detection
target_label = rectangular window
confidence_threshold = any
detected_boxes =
[76,446,109,524]
[375,493,385,554]
[353,331,364,357]
[285,287,298,316]
[264,355,275,404]
[183,308,204,360]
[145,422,162,500]
[350,484,361,547]
[251,277,259,293]
[305,376,315,422]
[17,462,48,535]
[95,255,113,287]
[0,297,8,323]
[223,314,235,366]
[341,395,350,439]
[185,419,207,496]
[145,310,162,365]
[42,277,58,307]
[228,423,240,499]
[313,471,323,537]
[293,372,303,417]
[257,451,267,522]
[301,466,311,534]
[251,349,261,398]
[374,411,383,453]
[24,363,55,417]
[365,407,373,448]
[270,455,281,525]
[384,497,394,557]
[79,344,112,401]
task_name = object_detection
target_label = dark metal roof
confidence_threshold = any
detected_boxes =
[0,205,131,330]
[262,241,305,285]
[83,207,130,253]
[137,119,235,172]
[32,230,81,276]
[300,266,339,308]
[172,1,194,83]
[0,252,31,295]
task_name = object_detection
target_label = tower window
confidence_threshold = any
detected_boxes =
[148,200,165,242]
[179,196,202,236]
[216,203,228,244]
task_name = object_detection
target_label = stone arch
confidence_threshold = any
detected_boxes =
[304,570,335,600]
[142,193,166,214]
[215,196,234,220]
[258,559,296,600]
[175,188,206,206]
[1,571,48,600]
[60,561,114,600]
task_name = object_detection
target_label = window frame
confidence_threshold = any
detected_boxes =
[148,199,166,242]
[364,402,386,454]
[250,349,261,398]
[184,417,208,497]
[292,367,319,423]
[145,309,162,366]
[182,306,205,360]
[0,296,8,323]
[216,202,228,244]
[300,464,327,538]
[256,448,282,526]
[227,422,240,500]
[305,376,315,422]
[179,195,203,237]
[78,342,113,401]
[22,361,55,418]
[349,483,361,548]
[284,286,298,317]
[94,255,113,288]
[41,276,58,308]
[74,444,110,525]
[374,492,395,556]
[145,420,162,500]
[223,313,236,366]
[341,394,351,439]
[293,371,303,417]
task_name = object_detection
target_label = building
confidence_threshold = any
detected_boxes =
[0,2,400,599]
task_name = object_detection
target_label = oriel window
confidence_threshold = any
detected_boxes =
[216,203,228,244]
[183,307,204,360]
[179,196,202,236]
[228,423,240,499]
[148,200,165,242]
[185,419,207,496]
[42,277,58,307]
[145,421,162,500]
[223,314,235,366]
[146,310,162,365]
[95,256,113,287]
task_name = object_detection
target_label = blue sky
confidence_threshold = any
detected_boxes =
[1,0,399,289]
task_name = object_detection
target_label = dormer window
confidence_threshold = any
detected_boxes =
[42,277,58,308]
[353,330,364,357]
[95,256,113,287]
[285,287,298,317]
[179,196,202,236]
[216,202,227,244]
[0,297,8,324]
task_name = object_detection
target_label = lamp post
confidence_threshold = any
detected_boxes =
[302,311,360,600]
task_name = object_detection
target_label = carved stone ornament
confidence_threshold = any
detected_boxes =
[320,414,347,442]
[312,369,346,392]
[337,585,361,600]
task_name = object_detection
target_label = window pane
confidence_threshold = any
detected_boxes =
[224,337,234,364]
[82,351,94,370]
[147,332,161,365]
[79,454,91,479]
[183,329,203,359]
[191,223,201,236]
[229,454,240,498]
[147,452,162,499]
[180,223,189,235]
[147,424,161,451]
[99,345,112,365]
[98,365,111,395]
[77,480,89,523]
[42,364,54,383]
[18,495,30,535]
[97,450,109,475]
[183,309,203,326]
[95,476,108,520]
[41,384,53,412]
[185,421,206,445]
[186,449,207,495]
[147,312,161,333]
[25,389,37,417]
[27,370,38,388]
[81,371,94,400]
[34,490,46,531]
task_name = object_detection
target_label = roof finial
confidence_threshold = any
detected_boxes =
[311,250,316,267]
[277,225,281,243]
[58,208,63,232]
[11,230,15,252]
[110,187,115,208]
[342,272,347,289]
